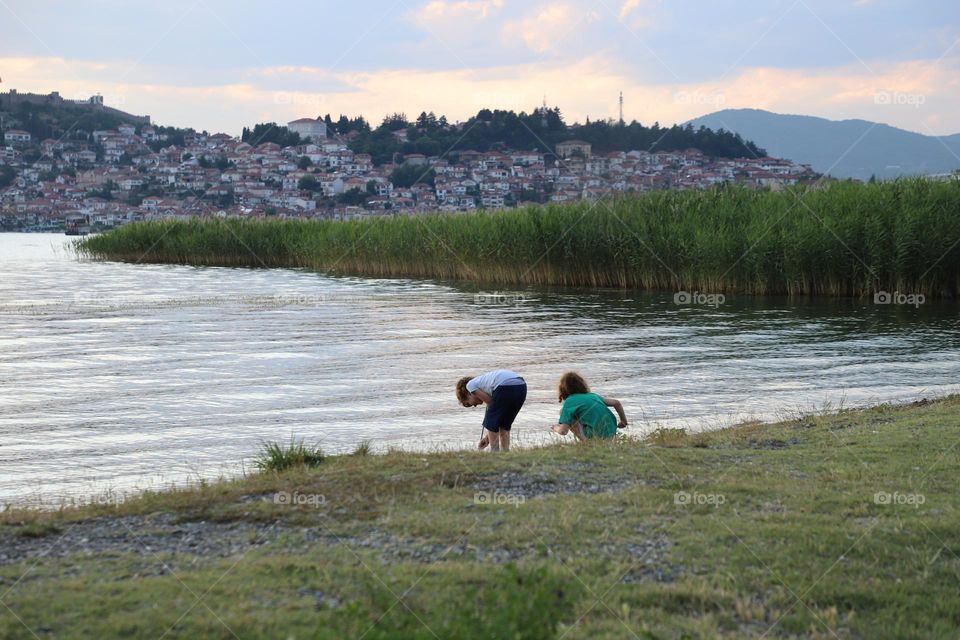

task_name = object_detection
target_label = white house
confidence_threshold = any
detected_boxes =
[287,118,327,141]
[3,130,31,145]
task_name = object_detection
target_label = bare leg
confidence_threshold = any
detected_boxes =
[486,428,501,452]
[500,429,510,452]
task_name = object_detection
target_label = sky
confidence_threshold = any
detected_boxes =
[1,0,958,136]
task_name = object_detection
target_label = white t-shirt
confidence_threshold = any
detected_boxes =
[466,370,524,396]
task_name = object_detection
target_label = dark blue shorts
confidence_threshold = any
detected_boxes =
[483,382,527,432]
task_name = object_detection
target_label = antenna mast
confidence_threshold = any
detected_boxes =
[619,91,624,125]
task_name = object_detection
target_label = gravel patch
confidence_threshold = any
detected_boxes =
[2,515,675,576]
[465,465,649,499]
[0,514,280,565]
[749,438,801,450]
[300,527,674,568]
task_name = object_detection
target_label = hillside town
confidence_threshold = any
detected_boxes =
[1,108,818,232]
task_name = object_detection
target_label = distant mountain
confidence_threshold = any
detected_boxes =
[687,108,960,181]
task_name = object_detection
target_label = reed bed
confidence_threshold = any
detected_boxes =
[77,179,960,298]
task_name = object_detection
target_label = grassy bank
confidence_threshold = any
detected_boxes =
[2,397,959,638]
[77,179,960,297]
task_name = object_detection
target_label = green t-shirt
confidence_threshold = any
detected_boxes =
[559,393,617,439]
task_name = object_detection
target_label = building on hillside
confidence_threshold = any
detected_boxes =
[287,118,327,141]
[3,130,32,146]
[556,140,592,159]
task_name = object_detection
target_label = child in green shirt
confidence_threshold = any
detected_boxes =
[550,371,627,441]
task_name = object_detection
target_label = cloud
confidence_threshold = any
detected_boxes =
[414,0,505,23]
[617,0,654,29]
[501,4,581,54]
[407,0,508,54]
[2,53,958,137]
[619,0,643,21]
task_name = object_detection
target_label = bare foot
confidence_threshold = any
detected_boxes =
[478,434,489,450]
[551,425,569,435]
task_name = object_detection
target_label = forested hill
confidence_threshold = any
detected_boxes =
[0,95,149,143]
[352,109,767,165]
[247,108,768,165]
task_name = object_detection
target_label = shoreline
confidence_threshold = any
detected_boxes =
[6,390,952,512]
[1,395,958,637]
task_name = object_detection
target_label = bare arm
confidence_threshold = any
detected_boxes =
[551,421,587,442]
[603,397,628,428]
[473,389,492,405]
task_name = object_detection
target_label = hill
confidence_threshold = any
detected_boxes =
[0,90,151,143]
[687,108,960,181]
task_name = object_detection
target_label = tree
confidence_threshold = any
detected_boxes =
[389,164,436,188]
[298,175,321,192]
[380,113,410,132]
[297,155,313,170]
[0,165,15,188]
[240,123,302,148]
[415,111,440,131]
[338,187,366,206]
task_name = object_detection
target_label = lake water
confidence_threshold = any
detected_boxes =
[2,232,958,506]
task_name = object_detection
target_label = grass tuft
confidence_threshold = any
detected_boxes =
[254,439,324,472]
[16,522,62,538]
[645,427,689,447]
[352,440,372,456]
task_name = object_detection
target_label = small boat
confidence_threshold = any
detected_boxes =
[65,214,92,236]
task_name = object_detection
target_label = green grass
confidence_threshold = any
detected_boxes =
[254,439,325,472]
[13,522,61,539]
[77,178,960,297]
[2,397,959,638]
[352,439,372,456]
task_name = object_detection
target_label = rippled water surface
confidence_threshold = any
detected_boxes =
[2,233,958,505]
